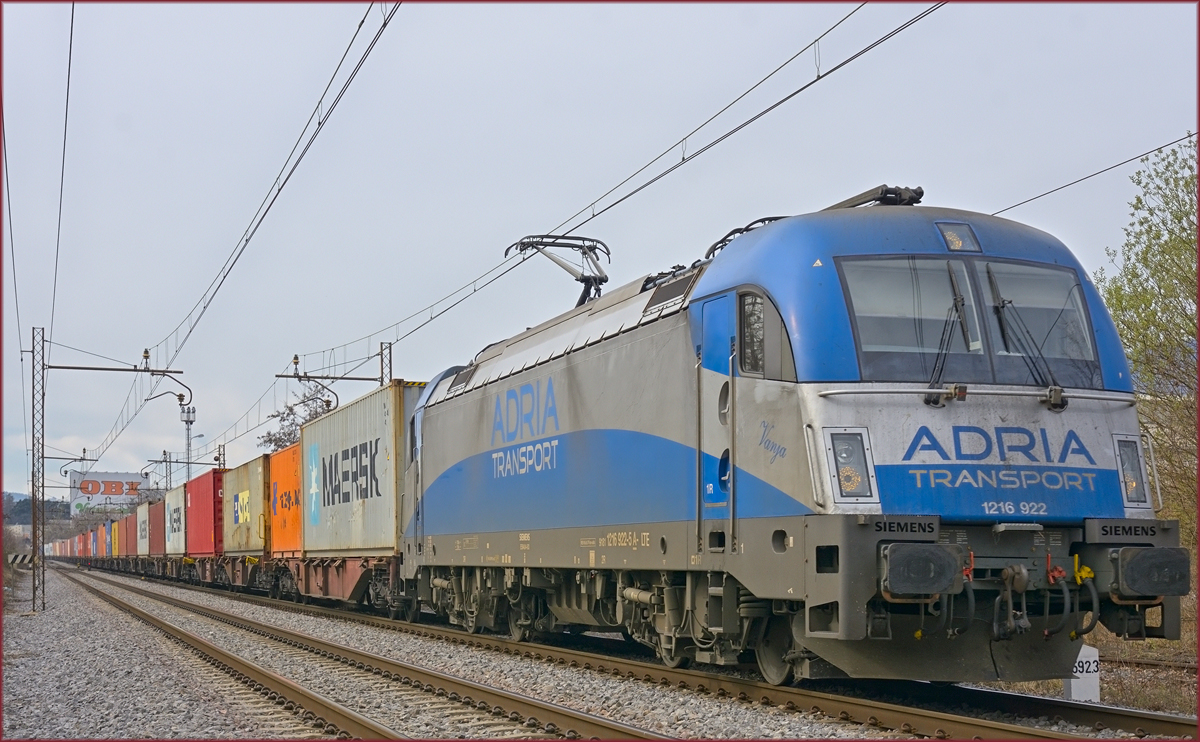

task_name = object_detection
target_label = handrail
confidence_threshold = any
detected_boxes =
[817,387,1135,405]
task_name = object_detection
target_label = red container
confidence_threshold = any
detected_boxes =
[185,470,224,557]
[149,500,166,557]
[120,515,134,557]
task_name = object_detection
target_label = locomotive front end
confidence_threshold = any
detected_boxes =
[702,199,1190,682]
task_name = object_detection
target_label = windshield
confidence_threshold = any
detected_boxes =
[978,261,1100,388]
[839,256,1102,389]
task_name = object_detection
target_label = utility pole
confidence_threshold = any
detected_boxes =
[380,342,393,386]
[181,406,196,482]
[28,334,183,612]
[31,328,45,612]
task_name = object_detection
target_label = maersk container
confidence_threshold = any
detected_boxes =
[164,485,187,556]
[222,455,269,556]
[301,380,424,556]
[269,444,302,557]
[186,470,223,557]
[149,500,166,557]
[137,503,150,556]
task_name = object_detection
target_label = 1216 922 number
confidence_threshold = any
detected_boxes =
[981,501,1047,515]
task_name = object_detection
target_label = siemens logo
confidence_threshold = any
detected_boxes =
[1101,525,1156,537]
[875,521,936,534]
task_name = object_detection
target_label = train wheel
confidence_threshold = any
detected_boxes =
[507,607,527,642]
[658,640,691,669]
[401,599,421,624]
[755,616,795,686]
[462,611,480,634]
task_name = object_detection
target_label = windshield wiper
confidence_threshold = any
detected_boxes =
[985,264,1067,409]
[925,262,972,406]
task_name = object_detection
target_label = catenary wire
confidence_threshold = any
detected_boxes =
[563,3,945,236]
[86,3,401,469]
[48,2,76,351]
[247,4,943,443]
[547,3,868,235]
[3,112,33,491]
[991,132,1197,216]
[300,4,878,365]
[48,341,142,367]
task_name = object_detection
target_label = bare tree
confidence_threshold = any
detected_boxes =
[257,385,332,453]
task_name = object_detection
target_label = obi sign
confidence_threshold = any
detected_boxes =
[69,471,146,517]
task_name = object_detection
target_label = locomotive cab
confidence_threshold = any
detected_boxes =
[683,187,1189,681]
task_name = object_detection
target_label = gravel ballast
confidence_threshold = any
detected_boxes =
[2,568,329,739]
[32,567,902,739]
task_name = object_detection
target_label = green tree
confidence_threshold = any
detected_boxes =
[1094,135,1197,652]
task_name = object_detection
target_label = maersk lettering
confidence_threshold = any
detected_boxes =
[874,521,936,534]
[1100,524,1157,537]
[320,438,382,506]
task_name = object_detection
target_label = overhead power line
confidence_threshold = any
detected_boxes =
[548,2,868,235]
[991,132,1198,216]
[174,3,948,455]
[565,2,946,236]
[3,112,33,489]
[296,3,893,376]
[49,2,76,351]
[86,2,402,470]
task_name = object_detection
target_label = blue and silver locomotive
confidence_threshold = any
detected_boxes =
[399,185,1189,683]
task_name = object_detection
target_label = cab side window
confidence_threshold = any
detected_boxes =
[740,290,796,382]
[740,294,765,374]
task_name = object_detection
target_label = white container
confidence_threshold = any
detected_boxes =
[136,502,150,556]
[164,485,187,556]
[300,380,423,556]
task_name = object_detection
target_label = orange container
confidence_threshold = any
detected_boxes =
[269,444,303,557]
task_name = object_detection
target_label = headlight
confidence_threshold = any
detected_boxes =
[1116,439,1147,504]
[831,432,873,498]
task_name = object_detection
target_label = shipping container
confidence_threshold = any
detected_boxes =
[120,515,134,557]
[186,470,223,557]
[149,500,166,557]
[301,380,422,556]
[269,444,302,557]
[222,455,269,556]
[103,523,112,557]
[164,485,187,556]
[87,530,94,557]
[137,503,150,556]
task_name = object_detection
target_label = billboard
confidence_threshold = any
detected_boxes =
[69,471,147,518]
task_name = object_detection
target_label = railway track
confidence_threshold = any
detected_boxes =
[66,569,663,740]
[1098,656,1197,674]
[62,571,400,739]
[72,567,1196,739]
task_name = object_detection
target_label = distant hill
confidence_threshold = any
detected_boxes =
[4,492,29,501]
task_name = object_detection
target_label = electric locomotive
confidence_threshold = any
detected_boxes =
[400,184,1189,683]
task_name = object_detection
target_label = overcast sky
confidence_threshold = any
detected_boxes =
[3,2,1196,496]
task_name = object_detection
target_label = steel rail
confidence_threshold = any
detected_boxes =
[61,571,406,740]
[899,683,1199,739]
[73,566,1198,739]
[78,572,665,741]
